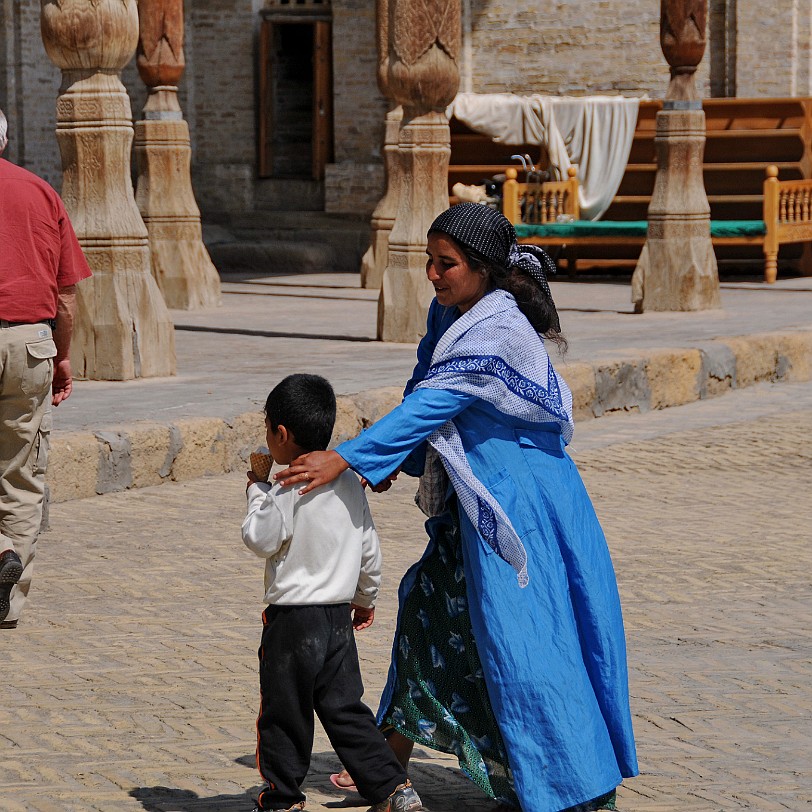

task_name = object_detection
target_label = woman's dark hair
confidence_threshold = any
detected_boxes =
[455,240,567,350]
[264,374,336,452]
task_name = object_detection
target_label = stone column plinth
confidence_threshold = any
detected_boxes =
[41,0,176,380]
[134,0,221,310]
[361,106,402,290]
[632,106,721,311]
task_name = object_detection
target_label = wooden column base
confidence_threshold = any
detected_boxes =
[361,107,403,290]
[72,246,176,380]
[632,107,721,312]
[378,110,449,342]
[134,89,221,310]
[55,72,176,380]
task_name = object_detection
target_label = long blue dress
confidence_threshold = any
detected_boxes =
[337,296,638,812]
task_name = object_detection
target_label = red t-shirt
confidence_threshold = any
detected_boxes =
[0,157,92,322]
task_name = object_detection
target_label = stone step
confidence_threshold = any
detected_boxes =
[202,212,370,275]
[230,209,369,231]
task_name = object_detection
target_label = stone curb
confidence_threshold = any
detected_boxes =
[46,329,812,504]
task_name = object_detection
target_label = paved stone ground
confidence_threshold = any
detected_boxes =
[52,275,812,433]
[3,382,812,811]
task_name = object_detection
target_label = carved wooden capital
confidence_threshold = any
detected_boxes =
[392,0,459,67]
[660,0,707,71]
[136,0,185,88]
[384,0,461,113]
[41,0,139,72]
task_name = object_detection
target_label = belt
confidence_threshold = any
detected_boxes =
[0,319,57,329]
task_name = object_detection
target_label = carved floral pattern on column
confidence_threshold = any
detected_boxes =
[393,0,460,66]
[386,0,461,112]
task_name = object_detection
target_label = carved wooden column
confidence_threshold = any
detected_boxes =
[41,0,176,379]
[632,0,721,312]
[134,0,221,310]
[377,0,461,342]
[360,106,403,289]
[361,0,402,289]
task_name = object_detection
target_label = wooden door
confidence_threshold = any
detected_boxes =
[312,20,333,180]
[258,19,274,178]
[258,18,332,180]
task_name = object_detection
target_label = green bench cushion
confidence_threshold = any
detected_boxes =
[710,220,767,237]
[514,220,767,239]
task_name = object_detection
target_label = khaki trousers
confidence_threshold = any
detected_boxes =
[0,324,55,623]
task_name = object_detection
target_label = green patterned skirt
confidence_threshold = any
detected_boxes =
[379,504,618,812]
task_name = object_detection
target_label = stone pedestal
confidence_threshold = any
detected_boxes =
[360,106,402,290]
[632,105,721,312]
[134,87,221,310]
[378,110,451,342]
[41,0,175,380]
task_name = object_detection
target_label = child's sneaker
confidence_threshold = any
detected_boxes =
[366,780,427,812]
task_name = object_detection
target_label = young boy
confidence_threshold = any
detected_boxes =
[242,374,426,812]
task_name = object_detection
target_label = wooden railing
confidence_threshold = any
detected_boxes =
[764,166,812,282]
[501,166,580,224]
[503,164,812,283]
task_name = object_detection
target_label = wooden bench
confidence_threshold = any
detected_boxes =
[502,165,812,283]
[450,96,812,274]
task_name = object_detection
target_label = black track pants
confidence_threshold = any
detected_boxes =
[255,603,406,810]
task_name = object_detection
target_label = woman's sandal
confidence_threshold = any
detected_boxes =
[330,772,361,794]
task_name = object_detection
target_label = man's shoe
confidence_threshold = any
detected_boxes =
[367,781,427,812]
[0,550,23,624]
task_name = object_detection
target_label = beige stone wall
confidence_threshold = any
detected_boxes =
[325,0,388,214]
[466,0,710,98]
[182,0,259,213]
[0,0,62,187]
[736,0,812,97]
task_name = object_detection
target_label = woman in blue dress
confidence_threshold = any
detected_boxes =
[275,204,638,812]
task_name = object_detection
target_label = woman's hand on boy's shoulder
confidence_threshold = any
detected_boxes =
[351,603,375,631]
[273,450,349,495]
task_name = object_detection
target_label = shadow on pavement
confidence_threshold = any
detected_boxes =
[175,324,375,343]
[130,786,256,811]
[130,752,500,812]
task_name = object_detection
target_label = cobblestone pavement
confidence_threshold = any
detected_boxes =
[2,383,812,811]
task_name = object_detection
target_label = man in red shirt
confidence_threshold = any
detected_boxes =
[0,108,92,630]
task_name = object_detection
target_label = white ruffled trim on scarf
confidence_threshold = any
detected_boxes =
[414,290,574,587]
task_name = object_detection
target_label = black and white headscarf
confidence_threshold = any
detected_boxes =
[428,203,558,308]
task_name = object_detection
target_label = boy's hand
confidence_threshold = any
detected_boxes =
[246,470,260,491]
[362,467,401,493]
[351,604,374,631]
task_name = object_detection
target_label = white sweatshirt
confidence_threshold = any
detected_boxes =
[242,469,381,608]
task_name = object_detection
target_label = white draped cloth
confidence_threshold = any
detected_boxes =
[447,92,641,221]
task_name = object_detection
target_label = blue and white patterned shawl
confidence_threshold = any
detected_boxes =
[414,289,574,587]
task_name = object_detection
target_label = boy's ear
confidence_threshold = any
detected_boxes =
[276,424,290,445]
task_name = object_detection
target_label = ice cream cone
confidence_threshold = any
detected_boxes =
[250,450,273,482]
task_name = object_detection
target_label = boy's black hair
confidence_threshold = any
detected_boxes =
[264,374,336,452]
